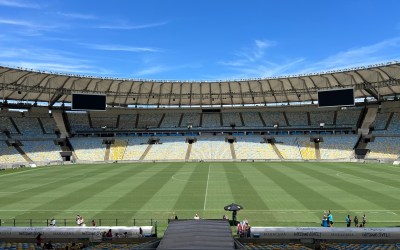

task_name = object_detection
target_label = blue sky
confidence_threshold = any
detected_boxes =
[1,0,400,81]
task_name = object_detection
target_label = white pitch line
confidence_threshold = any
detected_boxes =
[203,164,211,211]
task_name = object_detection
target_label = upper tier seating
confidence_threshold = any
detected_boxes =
[190,137,232,160]
[90,113,118,128]
[261,112,287,127]
[319,136,357,159]
[67,113,92,131]
[309,111,335,126]
[202,114,221,128]
[366,137,400,160]
[13,117,55,138]
[160,113,182,128]
[40,117,58,134]
[371,112,391,130]
[118,114,137,130]
[69,137,106,161]
[21,140,62,162]
[285,112,308,127]
[0,116,18,133]
[144,137,187,160]
[241,112,264,127]
[180,113,201,128]
[336,109,361,127]
[235,136,279,159]
[136,114,162,129]
[222,112,242,127]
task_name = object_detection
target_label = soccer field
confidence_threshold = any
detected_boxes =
[0,162,399,234]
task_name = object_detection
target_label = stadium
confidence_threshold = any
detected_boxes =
[1,61,400,249]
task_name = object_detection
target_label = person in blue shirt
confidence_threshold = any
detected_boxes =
[327,210,333,227]
[321,215,329,227]
[346,215,352,227]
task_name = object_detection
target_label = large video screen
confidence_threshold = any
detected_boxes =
[71,93,106,111]
[317,88,354,108]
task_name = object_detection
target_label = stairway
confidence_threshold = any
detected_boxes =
[270,142,283,159]
[140,144,153,160]
[315,142,321,160]
[52,110,69,138]
[230,143,237,160]
[185,144,192,160]
[104,144,111,161]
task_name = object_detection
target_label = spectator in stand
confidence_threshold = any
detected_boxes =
[237,223,243,237]
[106,229,113,238]
[44,241,53,249]
[362,214,367,227]
[36,233,43,247]
[354,215,359,227]
[346,215,352,227]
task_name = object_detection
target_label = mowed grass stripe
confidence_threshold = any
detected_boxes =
[0,164,113,210]
[282,163,385,211]
[224,163,270,211]
[0,166,93,194]
[135,163,199,217]
[247,163,316,221]
[336,165,400,189]
[300,163,400,210]
[16,163,151,219]
[173,163,207,213]
[255,162,346,211]
[97,163,186,218]
[202,163,235,211]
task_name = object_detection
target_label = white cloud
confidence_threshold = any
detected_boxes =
[57,12,97,20]
[0,0,41,8]
[81,43,160,53]
[294,37,400,74]
[97,21,167,30]
[132,64,202,78]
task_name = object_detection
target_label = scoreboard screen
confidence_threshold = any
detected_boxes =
[318,88,354,108]
[71,93,106,111]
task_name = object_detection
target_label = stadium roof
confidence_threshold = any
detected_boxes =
[1,62,400,107]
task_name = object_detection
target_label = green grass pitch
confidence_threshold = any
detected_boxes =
[0,162,399,235]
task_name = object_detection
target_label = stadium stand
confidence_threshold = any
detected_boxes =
[118,114,137,130]
[136,113,162,129]
[366,137,400,160]
[67,112,92,132]
[160,113,182,128]
[241,112,264,127]
[222,112,242,127]
[274,137,302,160]
[123,137,151,161]
[319,136,358,160]
[336,108,362,128]
[189,137,232,160]
[40,116,58,134]
[261,111,287,127]
[202,113,221,128]
[69,137,106,161]
[297,137,316,160]
[110,139,128,161]
[285,111,309,127]
[309,110,335,127]
[0,141,26,164]
[21,140,62,162]
[234,136,279,160]
[180,113,201,128]
[144,136,187,160]
[90,112,118,128]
